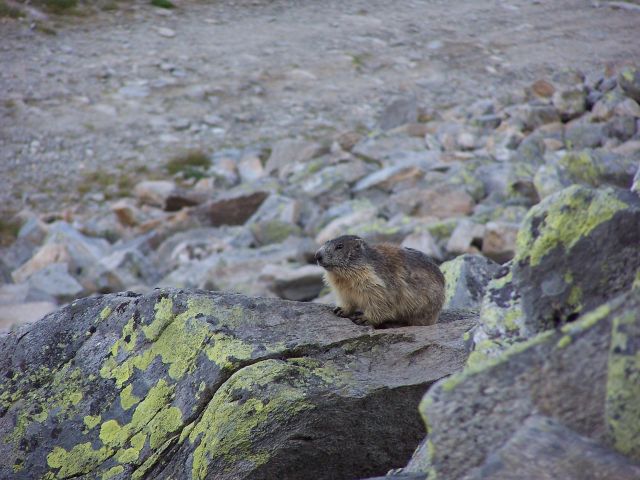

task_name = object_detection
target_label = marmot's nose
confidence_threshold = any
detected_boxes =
[315,251,323,264]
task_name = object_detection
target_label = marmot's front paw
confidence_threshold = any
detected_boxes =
[333,306,348,317]
[350,312,368,326]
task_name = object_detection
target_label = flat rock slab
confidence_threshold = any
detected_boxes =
[0,289,475,480]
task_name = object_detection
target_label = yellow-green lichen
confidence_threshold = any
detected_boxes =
[556,335,572,349]
[559,151,601,186]
[120,384,141,411]
[100,296,257,388]
[5,366,85,447]
[84,414,101,430]
[606,310,640,460]
[515,186,628,267]
[188,359,335,480]
[100,306,112,321]
[47,443,111,478]
[102,465,124,480]
[116,431,146,464]
[440,329,555,393]
[561,303,611,336]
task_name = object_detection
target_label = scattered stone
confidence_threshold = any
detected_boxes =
[401,230,444,261]
[378,95,418,130]
[194,188,269,227]
[440,254,500,310]
[482,221,519,263]
[265,138,325,178]
[156,26,176,38]
[11,243,70,284]
[259,264,325,301]
[391,184,475,220]
[133,180,177,208]
[26,263,84,303]
[445,219,485,255]
[353,162,425,193]
[237,154,266,183]
[618,64,640,102]
[558,149,638,189]
[111,199,147,228]
[552,86,586,121]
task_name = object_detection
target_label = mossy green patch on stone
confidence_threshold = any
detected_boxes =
[84,414,101,430]
[556,335,572,349]
[100,306,112,321]
[116,431,147,464]
[205,333,255,371]
[188,359,337,480]
[101,296,227,385]
[426,219,457,242]
[102,465,125,480]
[47,442,111,478]
[143,297,175,341]
[558,151,601,186]
[606,310,640,460]
[561,303,611,336]
[5,366,85,446]
[441,329,555,393]
[120,384,141,411]
[515,186,628,267]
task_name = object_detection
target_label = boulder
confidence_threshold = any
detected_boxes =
[265,138,325,178]
[558,149,639,189]
[440,254,500,310]
[0,289,476,480]
[481,221,519,263]
[133,180,177,208]
[415,289,640,479]
[618,65,640,102]
[513,185,640,332]
[25,263,84,303]
[259,264,325,301]
[194,188,269,227]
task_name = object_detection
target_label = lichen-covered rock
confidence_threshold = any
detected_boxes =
[558,149,638,189]
[0,289,475,480]
[470,264,526,364]
[618,65,640,102]
[513,185,640,332]
[416,289,640,479]
[440,254,500,311]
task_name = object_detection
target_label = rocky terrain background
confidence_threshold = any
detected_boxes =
[1,1,640,479]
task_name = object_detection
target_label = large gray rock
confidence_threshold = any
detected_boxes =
[513,185,640,332]
[0,289,476,480]
[416,289,640,479]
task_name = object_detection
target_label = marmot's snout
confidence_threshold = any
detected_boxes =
[314,249,324,267]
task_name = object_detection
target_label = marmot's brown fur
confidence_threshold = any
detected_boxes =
[315,235,445,327]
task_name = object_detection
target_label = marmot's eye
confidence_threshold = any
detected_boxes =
[335,243,343,250]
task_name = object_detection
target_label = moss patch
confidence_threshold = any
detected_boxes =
[515,186,628,267]
[188,358,347,479]
[606,310,640,460]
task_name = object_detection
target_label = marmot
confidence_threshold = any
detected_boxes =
[315,235,445,327]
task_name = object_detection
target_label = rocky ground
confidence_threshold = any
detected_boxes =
[2,0,640,329]
[1,2,640,478]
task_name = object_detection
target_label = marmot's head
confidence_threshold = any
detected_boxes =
[315,235,368,271]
